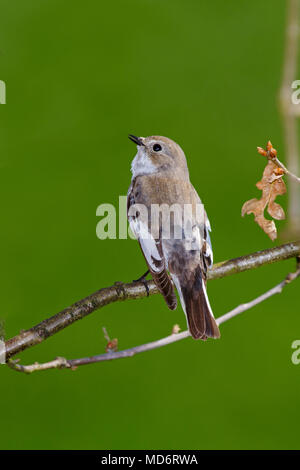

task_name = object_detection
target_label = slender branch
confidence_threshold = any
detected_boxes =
[271,155,300,183]
[2,240,300,368]
[4,241,300,363]
[8,263,300,374]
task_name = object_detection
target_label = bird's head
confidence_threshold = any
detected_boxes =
[129,134,189,179]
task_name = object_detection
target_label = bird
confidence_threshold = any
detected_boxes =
[127,134,220,340]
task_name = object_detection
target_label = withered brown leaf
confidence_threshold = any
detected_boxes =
[242,159,286,241]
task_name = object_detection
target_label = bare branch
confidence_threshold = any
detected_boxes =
[8,263,300,374]
[3,241,300,364]
[270,156,300,184]
[7,356,70,373]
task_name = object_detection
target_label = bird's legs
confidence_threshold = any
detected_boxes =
[133,269,151,296]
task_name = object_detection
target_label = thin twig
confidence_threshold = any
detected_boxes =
[8,263,300,374]
[271,155,300,183]
[3,241,300,362]
[257,141,300,183]
[7,357,70,373]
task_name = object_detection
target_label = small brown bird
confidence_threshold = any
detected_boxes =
[127,135,220,340]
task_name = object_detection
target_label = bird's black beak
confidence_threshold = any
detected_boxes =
[128,134,145,146]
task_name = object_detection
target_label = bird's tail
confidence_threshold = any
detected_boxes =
[171,266,220,340]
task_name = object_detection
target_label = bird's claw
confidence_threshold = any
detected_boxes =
[133,270,150,297]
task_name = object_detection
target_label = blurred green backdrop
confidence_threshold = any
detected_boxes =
[0,0,299,450]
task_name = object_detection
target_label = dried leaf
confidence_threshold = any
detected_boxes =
[242,159,286,241]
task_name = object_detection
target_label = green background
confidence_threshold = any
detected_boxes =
[0,0,299,450]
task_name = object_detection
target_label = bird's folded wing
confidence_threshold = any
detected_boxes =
[192,188,213,272]
[127,184,177,310]
[202,212,213,269]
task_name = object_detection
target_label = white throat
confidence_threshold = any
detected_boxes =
[131,147,157,178]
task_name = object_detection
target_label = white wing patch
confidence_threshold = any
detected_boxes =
[128,214,163,273]
[127,183,163,273]
[204,216,213,267]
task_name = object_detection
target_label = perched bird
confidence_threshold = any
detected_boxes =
[127,135,220,340]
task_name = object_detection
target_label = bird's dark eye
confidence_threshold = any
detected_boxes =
[153,143,162,152]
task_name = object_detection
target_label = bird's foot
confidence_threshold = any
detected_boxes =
[133,270,150,297]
